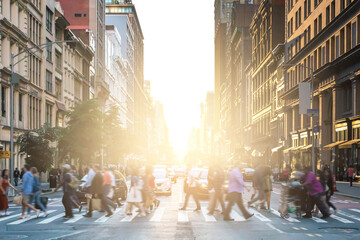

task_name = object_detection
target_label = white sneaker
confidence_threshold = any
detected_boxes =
[5,212,10,216]
[0,212,5,216]
[43,211,49,218]
[25,214,30,218]
[18,215,25,219]
[36,211,40,218]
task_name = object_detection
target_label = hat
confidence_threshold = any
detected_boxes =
[63,164,71,170]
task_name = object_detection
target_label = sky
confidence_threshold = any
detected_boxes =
[135,0,215,157]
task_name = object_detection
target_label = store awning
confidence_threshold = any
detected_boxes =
[56,101,67,112]
[323,141,346,150]
[339,139,360,149]
[301,144,313,151]
[271,145,284,153]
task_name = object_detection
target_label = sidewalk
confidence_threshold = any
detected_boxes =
[334,181,360,199]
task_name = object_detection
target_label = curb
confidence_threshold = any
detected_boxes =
[334,192,360,200]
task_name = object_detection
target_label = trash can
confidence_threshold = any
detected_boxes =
[49,175,57,188]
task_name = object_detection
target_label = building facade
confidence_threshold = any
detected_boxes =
[283,0,360,178]
[249,0,285,163]
[105,0,149,154]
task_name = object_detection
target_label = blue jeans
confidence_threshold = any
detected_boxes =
[28,191,46,213]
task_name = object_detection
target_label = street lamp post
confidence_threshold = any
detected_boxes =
[9,40,77,185]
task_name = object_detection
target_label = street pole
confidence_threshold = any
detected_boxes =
[9,53,15,185]
[310,69,316,173]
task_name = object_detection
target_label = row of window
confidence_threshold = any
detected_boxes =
[28,14,41,45]
[253,114,271,138]
[0,86,53,128]
[287,15,360,91]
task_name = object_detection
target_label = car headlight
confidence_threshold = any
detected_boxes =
[224,184,229,189]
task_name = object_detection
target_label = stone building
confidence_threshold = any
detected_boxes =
[249,0,285,163]
[283,0,360,178]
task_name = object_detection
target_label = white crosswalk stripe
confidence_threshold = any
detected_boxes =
[330,214,354,223]
[121,210,139,222]
[95,208,122,223]
[311,217,327,223]
[65,214,84,224]
[337,211,360,222]
[178,210,189,222]
[0,213,20,222]
[8,210,56,225]
[201,207,216,222]
[37,213,64,224]
[150,207,166,222]
[270,208,300,223]
[349,209,360,214]
[230,210,246,221]
[248,208,271,222]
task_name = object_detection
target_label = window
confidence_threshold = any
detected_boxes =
[55,52,62,69]
[46,103,52,125]
[18,94,22,121]
[46,7,53,32]
[226,2,230,8]
[295,12,298,29]
[291,18,293,34]
[314,50,317,70]
[326,40,330,64]
[322,46,326,66]
[346,23,351,51]
[331,1,335,20]
[304,0,307,18]
[1,86,6,117]
[314,19,318,35]
[319,14,322,31]
[308,26,311,42]
[74,13,82,17]
[308,0,311,15]
[340,0,345,11]
[352,22,356,48]
[340,28,345,55]
[299,7,302,26]
[331,36,335,61]
[336,35,340,58]
[326,6,330,25]
[46,38,52,61]
[46,70,52,93]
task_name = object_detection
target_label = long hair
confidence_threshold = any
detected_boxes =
[1,169,9,179]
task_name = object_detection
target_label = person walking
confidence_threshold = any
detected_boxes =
[27,167,48,217]
[179,166,201,211]
[55,164,75,219]
[257,166,273,211]
[20,164,39,219]
[103,168,117,211]
[208,164,226,215]
[0,169,18,216]
[323,167,337,214]
[247,165,265,209]
[84,165,113,218]
[69,165,82,212]
[302,167,330,219]
[124,168,146,217]
[223,162,254,221]
[13,168,20,186]
[347,165,355,187]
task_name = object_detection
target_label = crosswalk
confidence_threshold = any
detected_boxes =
[3,205,360,226]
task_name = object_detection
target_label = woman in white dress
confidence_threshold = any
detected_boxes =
[125,169,146,217]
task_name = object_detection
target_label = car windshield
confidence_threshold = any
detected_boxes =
[153,169,167,178]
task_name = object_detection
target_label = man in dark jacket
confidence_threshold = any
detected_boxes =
[84,165,113,218]
[208,164,226,215]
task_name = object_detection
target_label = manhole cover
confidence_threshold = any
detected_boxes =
[0,235,28,240]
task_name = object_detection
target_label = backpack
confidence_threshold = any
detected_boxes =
[69,174,79,190]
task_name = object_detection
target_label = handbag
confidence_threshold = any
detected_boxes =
[91,198,102,211]
[13,194,22,205]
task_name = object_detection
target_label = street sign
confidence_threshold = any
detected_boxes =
[299,82,311,114]
[307,109,319,117]
[0,151,10,159]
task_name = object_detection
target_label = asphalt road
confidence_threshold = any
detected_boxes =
[0,180,359,240]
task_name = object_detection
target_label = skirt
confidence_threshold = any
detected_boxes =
[0,194,9,210]
[127,188,142,203]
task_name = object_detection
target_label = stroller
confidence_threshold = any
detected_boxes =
[278,181,303,219]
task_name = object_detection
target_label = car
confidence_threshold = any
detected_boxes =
[196,168,209,197]
[242,168,255,181]
[174,167,186,178]
[167,168,177,183]
[153,168,172,196]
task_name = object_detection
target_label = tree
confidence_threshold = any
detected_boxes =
[17,125,58,173]
[58,99,102,166]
